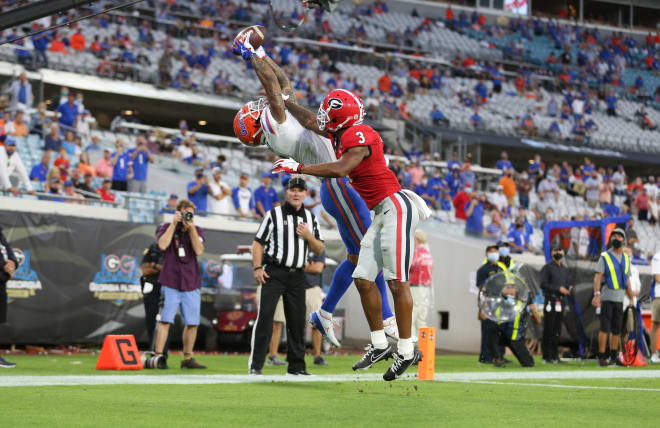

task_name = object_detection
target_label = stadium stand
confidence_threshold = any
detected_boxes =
[1,0,659,264]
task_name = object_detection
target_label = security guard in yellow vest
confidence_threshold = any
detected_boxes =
[592,228,635,367]
[488,280,541,368]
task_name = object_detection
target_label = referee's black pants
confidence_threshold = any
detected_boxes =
[250,266,307,373]
[542,295,563,361]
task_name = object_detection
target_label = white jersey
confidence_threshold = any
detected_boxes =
[260,107,336,165]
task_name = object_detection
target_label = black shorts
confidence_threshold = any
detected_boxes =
[111,180,128,191]
[0,283,7,324]
[600,300,623,334]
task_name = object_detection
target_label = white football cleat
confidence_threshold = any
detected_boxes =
[310,310,341,348]
[383,316,399,340]
[651,353,660,364]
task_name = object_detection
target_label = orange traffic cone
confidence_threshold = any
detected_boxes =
[622,340,648,367]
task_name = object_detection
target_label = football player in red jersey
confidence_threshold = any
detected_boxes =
[273,89,431,381]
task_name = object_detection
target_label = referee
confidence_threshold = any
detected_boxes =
[248,177,324,375]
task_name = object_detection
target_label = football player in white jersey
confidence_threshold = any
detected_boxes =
[232,32,401,358]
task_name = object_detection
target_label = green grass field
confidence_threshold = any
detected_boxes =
[1,354,658,427]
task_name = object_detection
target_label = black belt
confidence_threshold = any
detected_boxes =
[268,264,303,273]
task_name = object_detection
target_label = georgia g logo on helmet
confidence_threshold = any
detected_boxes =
[328,98,343,109]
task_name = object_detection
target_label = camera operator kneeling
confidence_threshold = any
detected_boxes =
[146,200,206,369]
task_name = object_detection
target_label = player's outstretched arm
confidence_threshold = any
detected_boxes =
[300,147,368,177]
[249,56,286,124]
[285,99,326,136]
[263,56,295,102]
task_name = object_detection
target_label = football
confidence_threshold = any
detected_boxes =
[235,25,266,50]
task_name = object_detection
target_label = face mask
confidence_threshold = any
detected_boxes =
[504,296,516,306]
[521,174,528,180]
[546,213,554,221]
[553,253,563,261]
[499,247,510,257]
[62,90,68,97]
[611,239,623,249]
[487,252,499,263]
[421,180,428,186]
[196,173,204,179]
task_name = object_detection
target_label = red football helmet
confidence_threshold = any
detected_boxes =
[317,89,365,132]
[233,98,267,146]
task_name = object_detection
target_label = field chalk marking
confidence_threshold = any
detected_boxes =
[1,370,660,387]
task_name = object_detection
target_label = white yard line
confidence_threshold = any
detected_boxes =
[456,380,660,392]
[1,370,659,387]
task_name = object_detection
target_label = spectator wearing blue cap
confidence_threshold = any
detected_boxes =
[128,135,154,193]
[187,168,209,214]
[160,194,178,214]
[254,172,279,218]
[63,180,84,203]
[0,137,32,195]
[232,173,255,218]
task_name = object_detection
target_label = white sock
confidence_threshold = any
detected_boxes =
[398,337,414,359]
[370,330,388,349]
[319,309,332,319]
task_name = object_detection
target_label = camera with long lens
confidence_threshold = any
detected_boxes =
[144,354,167,369]
[183,211,194,223]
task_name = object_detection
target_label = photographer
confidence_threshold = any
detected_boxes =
[149,200,206,369]
[141,236,166,352]
[0,225,17,368]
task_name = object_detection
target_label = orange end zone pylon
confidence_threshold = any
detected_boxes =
[417,327,436,380]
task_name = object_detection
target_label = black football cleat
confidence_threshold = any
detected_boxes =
[383,349,423,381]
[352,344,392,371]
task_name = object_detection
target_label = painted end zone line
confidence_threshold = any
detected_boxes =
[455,380,660,392]
[1,370,659,387]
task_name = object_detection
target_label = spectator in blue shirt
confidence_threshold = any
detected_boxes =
[465,194,486,237]
[44,123,62,152]
[253,172,279,218]
[495,151,512,172]
[428,168,446,201]
[414,175,436,208]
[605,92,617,116]
[470,107,483,128]
[30,152,51,182]
[447,153,462,171]
[56,92,79,130]
[507,219,530,253]
[110,140,131,191]
[159,194,178,214]
[127,136,154,193]
[31,25,50,67]
[232,173,256,218]
[445,165,461,198]
[460,162,476,189]
[430,104,449,126]
[474,79,488,103]
[61,131,77,155]
[187,168,209,214]
[548,121,562,140]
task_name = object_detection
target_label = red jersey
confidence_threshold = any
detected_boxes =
[333,124,400,209]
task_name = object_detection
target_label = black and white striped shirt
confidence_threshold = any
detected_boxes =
[254,202,323,269]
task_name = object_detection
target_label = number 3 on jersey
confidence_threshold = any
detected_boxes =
[356,131,365,144]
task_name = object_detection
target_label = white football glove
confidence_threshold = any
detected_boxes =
[272,158,302,174]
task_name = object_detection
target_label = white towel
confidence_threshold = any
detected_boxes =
[401,189,432,221]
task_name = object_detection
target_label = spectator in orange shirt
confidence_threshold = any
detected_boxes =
[378,72,391,94]
[89,35,102,57]
[70,30,86,52]
[6,111,29,137]
[514,75,525,94]
[53,146,70,180]
[49,34,69,54]
[77,152,96,177]
[499,169,517,207]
